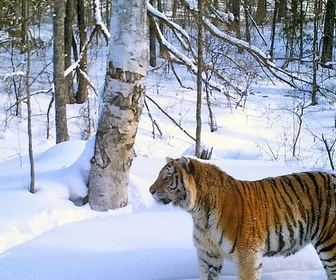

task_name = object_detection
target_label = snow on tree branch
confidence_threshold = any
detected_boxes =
[147,2,190,40]
[64,0,110,79]
[93,0,110,41]
[179,0,313,89]
[149,16,234,98]
[147,2,234,98]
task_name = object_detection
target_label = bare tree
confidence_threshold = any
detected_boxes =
[76,0,88,104]
[311,0,319,105]
[64,0,75,104]
[21,0,28,53]
[88,0,147,211]
[23,0,35,193]
[321,0,336,65]
[149,0,157,67]
[278,0,287,19]
[195,0,204,158]
[53,0,69,143]
[255,0,266,25]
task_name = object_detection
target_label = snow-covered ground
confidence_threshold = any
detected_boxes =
[0,139,328,280]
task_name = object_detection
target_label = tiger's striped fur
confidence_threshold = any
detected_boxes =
[149,157,336,280]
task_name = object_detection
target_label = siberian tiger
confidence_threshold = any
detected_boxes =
[149,157,336,280]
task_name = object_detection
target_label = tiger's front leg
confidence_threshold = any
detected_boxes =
[196,246,224,280]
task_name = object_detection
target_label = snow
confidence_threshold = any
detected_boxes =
[93,0,111,40]
[0,125,330,279]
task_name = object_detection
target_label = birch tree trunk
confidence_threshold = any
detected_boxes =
[88,0,147,211]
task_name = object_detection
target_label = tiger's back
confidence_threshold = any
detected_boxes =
[222,172,336,258]
[149,157,336,280]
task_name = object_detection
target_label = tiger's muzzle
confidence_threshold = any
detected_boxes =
[149,189,172,205]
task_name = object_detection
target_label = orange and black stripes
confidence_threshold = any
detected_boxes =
[149,157,336,280]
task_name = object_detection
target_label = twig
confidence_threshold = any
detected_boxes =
[322,134,335,170]
[145,94,196,142]
[170,62,193,90]
[144,98,162,139]
[5,88,53,112]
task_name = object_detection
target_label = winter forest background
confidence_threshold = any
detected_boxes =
[0,0,336,279]
[2,0,336,203]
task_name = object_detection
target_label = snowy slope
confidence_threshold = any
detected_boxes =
[0,141,328,279]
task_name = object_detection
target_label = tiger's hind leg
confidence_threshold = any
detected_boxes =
[314,240,336,279]
[234,249,263,280]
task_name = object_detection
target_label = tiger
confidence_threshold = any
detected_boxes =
[149,156,336,280]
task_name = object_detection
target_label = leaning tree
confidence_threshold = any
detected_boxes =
[88,0,148,211]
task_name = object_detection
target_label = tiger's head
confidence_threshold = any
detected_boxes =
[149,157,197,211]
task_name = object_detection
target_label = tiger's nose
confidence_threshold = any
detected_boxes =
[149,188,156,195]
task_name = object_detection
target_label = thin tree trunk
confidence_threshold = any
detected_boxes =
[312,0,319,105]
[76,0,88,104]
[64,0,75,104]
[157,0,165,57]
[321,0,336,65]
[88,0,147,211]
[269,0,278,59]
[255,0,266,25]
[54,0,69,143]
[228,0,241,51]
[299,0,304,60]
[278,0,286,20]
[23,0,35,193]
[149,0,157,67]
[106,0,111,31]
[21,0,28,53]
[243,0,251,42]
[172,0,178,17]
[195,0,203,158]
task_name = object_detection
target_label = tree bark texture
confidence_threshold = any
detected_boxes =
[88,0,147,211]
[76,0,88,104]
[321,0,336,64]
[278,0,287,20]
[195,0,203,158]
[256,0,266,25]
[64,0,75,104]
[53,0,69,143]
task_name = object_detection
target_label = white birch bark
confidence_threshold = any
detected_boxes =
[88,0,147,211]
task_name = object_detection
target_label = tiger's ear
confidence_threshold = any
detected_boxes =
[178,156,191,171]
[166,157,174,163]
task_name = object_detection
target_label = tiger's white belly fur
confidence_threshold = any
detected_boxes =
[192,212,235,261]
[193,211,310,262]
